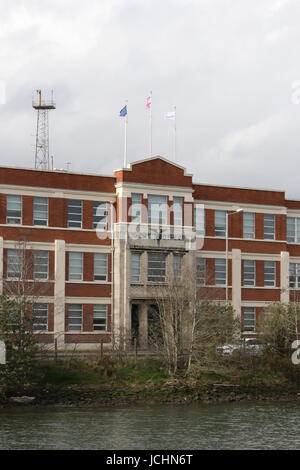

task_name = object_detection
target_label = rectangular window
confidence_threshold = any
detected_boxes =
[287,217,300,243]
[173,197,182,226]
[32,303,48,331]
[131,194,142,224]
[7,249,22,278]
[93,305,107,331]
[194,205,205,236]
[93,202,108,230]
[68,304,82,331]
[68,199,82,228]
[69,252,83,280]
[33,197,48,226]
[34,250,49,280]
[6,195,22,224]
[243,212,255,239]
[264,214,275,240]
[215,258,226,285]
[243,260,255,286]
[148,253,166,282]
[94,253,108,281]
[131,252,141,282]
[289,263,300,288]
[243,307,255,332]
[214,210,226,237]
[148,195,167,225]
[264,261,276,286]
[173,255,182,279]
[196,258,206,285]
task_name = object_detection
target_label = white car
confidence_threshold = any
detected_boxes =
[216,338,264,356]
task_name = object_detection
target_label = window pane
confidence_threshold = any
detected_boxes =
[94,253,108,280]
[173,255,182,279]
[131,253,141,282]
[7,249,22,278]
[148,195,167,225]
[33,197,48,226]
[244,307,255,331]
[7,195,22,224]
[215,210,226,237]
[264,261,276,286]
[68,304,82,331]
[243,260,255,286]
[287,217,295,243]
[68,200,82,228]
[69,252,83,280]
[93,304,107,331]
[264,214,275,240]
[215,258,226,285]
[194,205,205,237]
[131,194,142,224]
[243,212,255,239]
[33,303,48,331]
[196,258,205,284]
[93,202,108,230]
[173,197,182,226]
[148,253,166,282]
[34,250,49,280]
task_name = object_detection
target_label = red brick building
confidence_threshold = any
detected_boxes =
[0,156,298,349]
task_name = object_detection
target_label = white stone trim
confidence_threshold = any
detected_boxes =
[65,297,111,304]
[195,200,287,215]
[0,184,116,202]
[115,182,194,202]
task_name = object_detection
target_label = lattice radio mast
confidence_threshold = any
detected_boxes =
[32,90,56,170]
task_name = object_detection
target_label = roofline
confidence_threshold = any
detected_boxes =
[0,164,115,180]
[193,180,286,195]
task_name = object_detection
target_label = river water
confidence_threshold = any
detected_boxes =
[0,401,299,450]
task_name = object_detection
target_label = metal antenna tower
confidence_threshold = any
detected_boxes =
[32,90,56,170]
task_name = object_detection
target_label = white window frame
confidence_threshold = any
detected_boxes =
[131,194,142,224]
[214,210,226,237]
[243,260,255,286]
[94,253,108,281]
[243,212,255,239]
[131,252,141,283]
[93,202,108,230]
[93,304,108,331]
[289,263,300,288]
[34,250,49,280]
[148,195,168,225]
[32,303,48,331]
[148,253,167,282]
[7,249,22,279]
[68,199,82,228]
[68,304,82,331]
[6,195,22,224]
[264,261,276,287]
[196,258,206,285]
[194,205,205,237]
[173,254,182,280]
[287,217,300,243]
[243,307,255,332]
[215,258,226,285]
[264,214,275,240]
[69,252,83,281]
[33,197,48,226]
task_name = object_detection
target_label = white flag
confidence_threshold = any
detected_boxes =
[164,111,175,120]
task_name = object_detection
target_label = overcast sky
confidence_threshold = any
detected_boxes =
[1,0,300,198]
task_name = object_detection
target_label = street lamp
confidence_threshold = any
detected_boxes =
[226,208,243,305]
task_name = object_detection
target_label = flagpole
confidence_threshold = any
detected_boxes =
[150,90,152,157]
[174,105,176,162]
[124,99,128,168]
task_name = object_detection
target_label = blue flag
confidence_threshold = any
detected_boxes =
[120,105,127,117]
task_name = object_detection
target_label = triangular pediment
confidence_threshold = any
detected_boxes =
[114,156,193,188]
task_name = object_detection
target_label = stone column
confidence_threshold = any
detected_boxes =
[280,251,289,304]
[139,303,148,349]
[54,240,66,349]
[0,237,3,295]
[232,249,241,318]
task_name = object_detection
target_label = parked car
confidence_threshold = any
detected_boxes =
[216,338,265,356]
